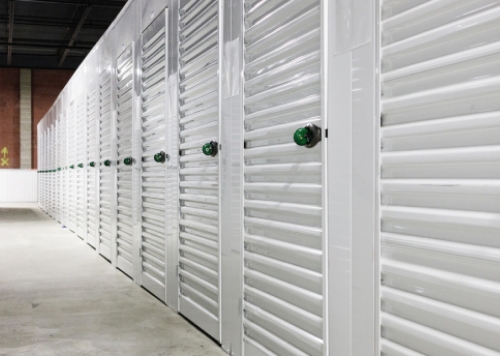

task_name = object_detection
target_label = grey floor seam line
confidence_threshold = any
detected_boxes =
[0,203,225,356]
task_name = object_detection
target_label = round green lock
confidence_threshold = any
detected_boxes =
[154,151,165,163]
[202,141,218,157]
[293,127,312,146]
[78,163,83,168]
[104,160,111,167]
[89,161,95,167]
[293,124,321,148]
[57,167,61,171]
[124,157,133,166]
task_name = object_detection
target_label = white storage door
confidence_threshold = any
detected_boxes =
[178,0,221,341]
[56,118,61,222]
[87,87,98,247]
[116,46,134,276]
[76,98,87,239]
[68,103,78,232]
[60,116,67,227]
[99,67,113,260]
[242,0,325,355]
[380,2,500,355]
[49,128,53,217]
[140,19,168,301]
[51,127,55,218]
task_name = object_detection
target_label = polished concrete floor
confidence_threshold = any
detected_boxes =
[0,204,225,356]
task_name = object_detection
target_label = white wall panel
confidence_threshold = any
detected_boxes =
[0,170,37,203]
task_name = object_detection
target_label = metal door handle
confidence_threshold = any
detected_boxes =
[124,157,133,166]
[202,141,218,157]
[154,151,166,163]
[293,123,321,148]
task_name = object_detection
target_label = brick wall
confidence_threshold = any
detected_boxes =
[0,68,21,169]
[32,69,74,169]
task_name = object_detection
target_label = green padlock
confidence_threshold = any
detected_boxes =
[104,160,111,167]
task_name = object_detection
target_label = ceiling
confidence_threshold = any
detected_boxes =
[0,0,127,69]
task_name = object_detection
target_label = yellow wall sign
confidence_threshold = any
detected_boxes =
[1,147,9,167]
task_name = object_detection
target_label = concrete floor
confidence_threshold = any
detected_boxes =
[0,204,226,356]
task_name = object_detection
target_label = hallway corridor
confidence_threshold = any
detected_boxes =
[0,204,225,356]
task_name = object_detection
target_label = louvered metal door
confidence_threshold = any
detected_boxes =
[49,128,54,217]
[140,18,168,300]
[178,0,221,341]
[51,127,55,218]
[116,46,134,276]
[87,88,98,247]
[60,116,67,226]
[99,67,113,260]
[56,119,61,221]
[68,103,77,232]
[242,1,325,355]
[380,2,500,355]
[76,98,87,239]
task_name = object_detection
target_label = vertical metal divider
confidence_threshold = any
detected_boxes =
[217,0,224,342]
[321,0,329,355]
[220,0,244,354]
[110,52,119,268]
[133,34,143,285]
[374,0,381,353]
[162,7,170,304]
[165,0,179,311]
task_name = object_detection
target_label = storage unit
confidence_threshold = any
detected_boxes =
[177,0,221,340]
[87,80,98,247]
[98,65,114,261]
[242,1,326,355]
[36,1,500,355]
[68,102,77,232]
[116,45,134,276]
[379,1,500,355]
[76,95,87,239]
[139,11,169,301]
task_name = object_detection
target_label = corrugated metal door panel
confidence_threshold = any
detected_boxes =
[116,46,134,276]
[243,0,324,355]
[68,104,77,231]
[380,2,500,355]
[61,116,67,226]
[87,88,97,247]
[76,98,86,239]
[56,119,61,221]
[178,0,220,341]
[99,67,113,260]
[140,22,167,300]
